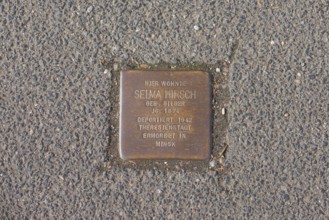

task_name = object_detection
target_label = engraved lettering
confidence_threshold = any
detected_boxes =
[145,81,159,86]
[179,133,187,139]
[164,108,179,114]
[163,100,185,107]
[156,141,176,147]
[142,133,176,139]
[161,80,187,87]
[164,90,196,99]
[178,117,192,123]
[137,117,173,123]
[139,124,192,131]
[151,108,160,114]
[134,90,161,99]
[145,101,158,107]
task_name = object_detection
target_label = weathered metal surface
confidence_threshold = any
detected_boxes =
[119,70,211,160]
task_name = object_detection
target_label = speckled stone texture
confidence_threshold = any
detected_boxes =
[1,0,328,219]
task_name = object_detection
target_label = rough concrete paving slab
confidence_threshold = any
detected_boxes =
[1,0,328,219]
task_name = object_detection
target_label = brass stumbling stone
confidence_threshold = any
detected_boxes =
[119,70,211,160]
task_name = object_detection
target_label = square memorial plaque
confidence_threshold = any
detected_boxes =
[119,70,211,160]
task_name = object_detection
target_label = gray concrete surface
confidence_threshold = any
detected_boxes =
[1,0,329,219]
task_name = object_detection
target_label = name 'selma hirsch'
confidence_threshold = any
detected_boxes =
[134,89,197,100]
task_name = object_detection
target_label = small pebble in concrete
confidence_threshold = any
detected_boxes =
[222,108,226,115]
[216,68,221,73]
[87,6,93,13]
[140,64,148,69]
[209,160,216,168]
[193,25,200,31]
[113,63,118,71]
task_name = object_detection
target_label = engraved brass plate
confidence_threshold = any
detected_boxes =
[119,70,211,160]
